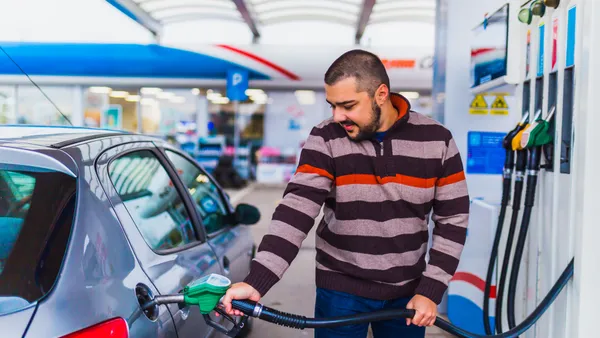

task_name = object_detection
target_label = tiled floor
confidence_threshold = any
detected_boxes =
[222,185,454,338]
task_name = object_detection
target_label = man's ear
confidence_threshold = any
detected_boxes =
[375,84,389,106]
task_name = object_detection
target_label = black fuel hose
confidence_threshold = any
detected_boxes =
[230,258,573,338]
[495,149,527,333]
[507,146,542,329]
[483,150,513,335]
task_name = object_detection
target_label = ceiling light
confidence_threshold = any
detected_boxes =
[191,88,201,96]
[141,87,163,95]
[110,91,129,98]
[157,91,175,99]
[211,97,230,104]
[207,92,223,100]
[245,89,264,96]
[250,92,268,101]
[399,91,420,99]
[126,95,141,102]
[89,86,112,94]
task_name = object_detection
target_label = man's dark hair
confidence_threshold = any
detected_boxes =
[324,49,390,97]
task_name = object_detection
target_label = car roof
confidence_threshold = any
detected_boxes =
[0,125,129,148]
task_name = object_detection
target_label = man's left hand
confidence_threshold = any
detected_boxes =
[406,294,437,327]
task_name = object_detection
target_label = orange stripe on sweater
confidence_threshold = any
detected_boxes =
[437,171,466,187]
[296,164,334,180]
[336,174,437,189]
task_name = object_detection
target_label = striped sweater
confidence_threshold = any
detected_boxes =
[244,93,470,304]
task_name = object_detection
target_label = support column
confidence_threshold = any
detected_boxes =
[71,85,84,126]
[195,95,209,138]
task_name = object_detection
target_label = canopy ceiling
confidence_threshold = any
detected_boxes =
[107,0,436,43]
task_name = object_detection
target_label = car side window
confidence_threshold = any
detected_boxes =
[108,150,197,251]
[164,150,230,235]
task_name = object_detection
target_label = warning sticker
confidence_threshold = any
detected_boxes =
[469,94,489,115]
[490,94,509,115]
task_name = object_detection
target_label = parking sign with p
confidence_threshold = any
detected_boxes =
[227,69,249,101]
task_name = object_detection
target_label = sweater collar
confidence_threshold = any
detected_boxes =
[388,92,411,129]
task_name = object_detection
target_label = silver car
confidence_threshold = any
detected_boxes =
[0,125,260,338]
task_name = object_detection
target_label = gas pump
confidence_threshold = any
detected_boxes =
[489,1,579,337]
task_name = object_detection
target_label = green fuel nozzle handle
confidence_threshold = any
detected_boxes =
[183,273,231,314]
[143,273,232,314]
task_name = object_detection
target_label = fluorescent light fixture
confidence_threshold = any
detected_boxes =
[249,92,268,102]
[141,87,163,95]
[207,92,223,100]
[191,88,201,96]
[126,95,141,102]
[245,89,264,96]
[211,97,230,104]
[295,90,316,105]
[110,91,129,98]
[170,96,186,104]
[157,91,175,99]
[89,86,112,94]
[399,91,420,99]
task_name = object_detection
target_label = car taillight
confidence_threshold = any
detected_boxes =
[61,318,128,338]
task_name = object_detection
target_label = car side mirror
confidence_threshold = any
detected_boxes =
[234,203,260,225]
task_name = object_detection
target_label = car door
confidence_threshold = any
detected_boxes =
[96,141,223,338]
[159,146,254,285]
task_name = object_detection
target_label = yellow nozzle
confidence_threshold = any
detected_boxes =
[512,125,528,151]
[520,120,542,149]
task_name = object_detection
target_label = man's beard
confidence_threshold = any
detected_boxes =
[342,100,382,142]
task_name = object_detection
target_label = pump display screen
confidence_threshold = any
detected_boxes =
[470,4,509,88]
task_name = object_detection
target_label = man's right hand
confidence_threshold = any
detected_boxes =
[220,282,261,316]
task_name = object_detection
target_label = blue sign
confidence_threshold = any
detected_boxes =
[466,131,505,175]
[538,23,545,77]
[566,6,577,67]
[227,69,249,101]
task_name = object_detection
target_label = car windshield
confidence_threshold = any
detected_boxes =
[0,166,76,315]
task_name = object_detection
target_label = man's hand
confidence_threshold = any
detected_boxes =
[406,294,437,327]
[220,282,261,316]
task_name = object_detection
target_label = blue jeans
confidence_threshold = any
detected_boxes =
[314,288,426,338]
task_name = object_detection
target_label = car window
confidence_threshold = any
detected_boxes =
[0,166,76,313]
[108,150,197,252]
[165,151,230,235]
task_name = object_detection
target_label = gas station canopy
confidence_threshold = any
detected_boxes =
[107,0,436,43]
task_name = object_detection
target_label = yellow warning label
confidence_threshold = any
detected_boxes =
[490,109,509,115]
[469,109,489,115]
[470,94,488,108]
[491,95,508,109]
[469,94,489,115]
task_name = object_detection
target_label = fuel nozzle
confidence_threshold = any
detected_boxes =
[142,294,185,311]
[523,106,556,172]
[140,273,247,337]
[502,112,530,178]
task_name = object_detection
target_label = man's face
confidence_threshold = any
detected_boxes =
[325,77,381,142]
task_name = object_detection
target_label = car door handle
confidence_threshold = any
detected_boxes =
[223,256,230,274]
